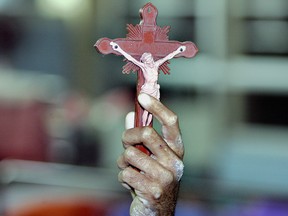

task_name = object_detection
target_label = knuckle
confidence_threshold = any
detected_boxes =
[118,171,124,182]
[141,126,155,140]
[173,135,185,159]
[125,146,135,157]
[176,135,184,147]
[124,147,136,163]
[161,169,174,185]
[154,189,163,200]
[121,131,127,143]
[151,186,163,200]
[124,147,149,168]
[116,156,123,168]
[179,148,185,159]
[174,160,184,181]
[121,168,131,181]
[166,113,178,126]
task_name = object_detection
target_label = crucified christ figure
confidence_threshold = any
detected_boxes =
[110,41,186,126]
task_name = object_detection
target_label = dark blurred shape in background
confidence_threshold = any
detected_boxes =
[0,16,22,58]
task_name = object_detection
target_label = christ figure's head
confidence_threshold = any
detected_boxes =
[140,52,154,65]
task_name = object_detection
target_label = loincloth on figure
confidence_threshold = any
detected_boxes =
[140,83,160,100]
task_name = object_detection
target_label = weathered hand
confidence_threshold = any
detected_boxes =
[117,93,184,216]
[110,41,119,50]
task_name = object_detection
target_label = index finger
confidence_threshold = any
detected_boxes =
[138,93,184,158]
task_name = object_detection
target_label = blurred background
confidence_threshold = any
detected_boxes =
[0,0,288,215]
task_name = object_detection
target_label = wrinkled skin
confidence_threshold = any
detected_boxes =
[117,93,184,215]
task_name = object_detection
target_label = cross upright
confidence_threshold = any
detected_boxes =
[95,3,198,148]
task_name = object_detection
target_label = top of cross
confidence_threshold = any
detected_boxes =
[95,3,198,75]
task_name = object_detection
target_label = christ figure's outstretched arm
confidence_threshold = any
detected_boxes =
[110,42,144,69]
[155,46,186,67]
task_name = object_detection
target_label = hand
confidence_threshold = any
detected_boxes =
[117,93,184,215]
[110,41,119,50]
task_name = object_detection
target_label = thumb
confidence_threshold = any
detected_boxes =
[125,111,135,129]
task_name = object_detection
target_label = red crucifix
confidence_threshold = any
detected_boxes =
[95,3,198,154]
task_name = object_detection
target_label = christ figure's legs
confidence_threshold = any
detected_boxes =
[141,84,160,126]
[142,110,153,126]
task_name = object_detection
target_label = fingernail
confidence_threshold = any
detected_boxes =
[122,183,132,190]
[138,93,151,107]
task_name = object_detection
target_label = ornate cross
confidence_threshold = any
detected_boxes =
[95,3,198,154]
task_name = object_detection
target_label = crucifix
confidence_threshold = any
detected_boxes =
[95,3,198,154]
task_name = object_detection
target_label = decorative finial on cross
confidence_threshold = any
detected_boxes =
[95,3,198,153]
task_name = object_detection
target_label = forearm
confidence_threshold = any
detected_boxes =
[117,47,132,60]
[162,50,179,63]
[168,50,181,60]
[156,47,183,66]
[110,41,141,66]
